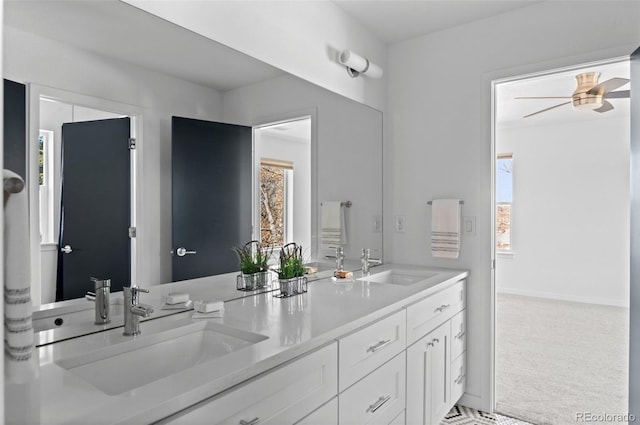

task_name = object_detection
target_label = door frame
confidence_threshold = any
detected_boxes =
[488,53,631,412]
[252,108,318,259]
[28,84,143,304]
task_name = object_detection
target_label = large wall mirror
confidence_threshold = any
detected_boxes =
[4,0,383,307]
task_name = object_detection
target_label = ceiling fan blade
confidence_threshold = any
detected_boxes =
[515,96,571,99]
[604,90,630,99]
[523,101,571,118]
[594,100,614,113]
[587,77,630,95]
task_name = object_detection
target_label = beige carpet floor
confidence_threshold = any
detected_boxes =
[495,293,629,425]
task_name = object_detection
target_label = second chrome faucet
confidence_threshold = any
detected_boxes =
[123,285,154,336]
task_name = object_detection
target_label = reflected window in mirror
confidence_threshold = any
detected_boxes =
[260,159,293,247]
[254,117,311,255]
[39,130,55,244]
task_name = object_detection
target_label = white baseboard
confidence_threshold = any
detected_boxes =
[458,392,490,413]
[497,287,629,308]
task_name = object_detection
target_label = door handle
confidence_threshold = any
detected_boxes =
[61,245,73,254]
[175,247,197,257]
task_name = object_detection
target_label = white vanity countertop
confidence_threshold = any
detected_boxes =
[33,264,468,425]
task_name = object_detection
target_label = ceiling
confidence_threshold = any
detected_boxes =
[496,60,631,127]
[331,0,540,44]
[4,0,284,92]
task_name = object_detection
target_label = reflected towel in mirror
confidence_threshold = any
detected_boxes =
[321,201,347,250]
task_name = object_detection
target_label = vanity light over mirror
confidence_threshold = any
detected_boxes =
[3,0,383,308]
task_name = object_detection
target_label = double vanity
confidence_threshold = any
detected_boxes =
[31,264,467,424]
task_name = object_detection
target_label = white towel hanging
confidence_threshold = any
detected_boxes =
[431,199,461,259]
[321,201,347,250]
[3,169,38,383]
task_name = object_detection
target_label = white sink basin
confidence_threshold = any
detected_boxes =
[56,321,267,395]
[358,269,438,286]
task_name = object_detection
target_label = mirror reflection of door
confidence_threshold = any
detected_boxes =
[52,115,132,301]
[171,116,252,281]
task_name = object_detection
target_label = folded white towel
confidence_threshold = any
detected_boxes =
[3,170,38,383]
[161,292,190,305]
[193,300,224,313]
[431,199,461,259]
[321,201,347,250]
[192,309,224,319]
[160,300,193,310]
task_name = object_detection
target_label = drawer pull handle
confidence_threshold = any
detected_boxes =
[455,330,465,339]
[434,304,451,313]
[367,395,392,414]
[367,339,392,353]
[240,418,259,425]
[455,374,466,385]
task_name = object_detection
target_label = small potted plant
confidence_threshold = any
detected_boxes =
[277,242,307,296]
[234,240,272,291]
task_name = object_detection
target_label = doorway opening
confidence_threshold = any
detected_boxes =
[492,58,630,424]
[253,117,312,258]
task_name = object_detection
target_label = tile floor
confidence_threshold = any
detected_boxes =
[442,405,534,425]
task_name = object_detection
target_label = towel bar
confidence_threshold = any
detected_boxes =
[427,200,464,205]
[321,201,352,208]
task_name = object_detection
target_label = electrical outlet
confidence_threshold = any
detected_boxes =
[394,215,406,233]
[372,215,382,233]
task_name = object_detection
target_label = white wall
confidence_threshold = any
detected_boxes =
[386,1,640,411]
[496,116,630,307]
[257,130,311,253]
[122,0,387,112]
[4,26,224,288]
[223,74,383,262]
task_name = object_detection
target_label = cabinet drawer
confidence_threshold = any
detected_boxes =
[451,352,466,404]
[339,353,406,425]
[407,280,465,345]
[338,309,406,391]
[295,397,337,425]
[158,342,338,425]
[450,309,466,361]
[388,410,405,425]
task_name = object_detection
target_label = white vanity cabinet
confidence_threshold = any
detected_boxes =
[158,342,338,425]
[405,280,466,425]
[337,310,407,424]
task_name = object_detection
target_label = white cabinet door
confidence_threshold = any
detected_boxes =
[295,397,338,425]
[406,322,450,425]
[158,342,337,425]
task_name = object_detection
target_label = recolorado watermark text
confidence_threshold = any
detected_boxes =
[576,412,636,423]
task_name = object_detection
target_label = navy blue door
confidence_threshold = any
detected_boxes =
[58,117,131,300]
[171,117,252,281]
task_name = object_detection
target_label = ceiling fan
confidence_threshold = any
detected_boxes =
[517,72,630,118]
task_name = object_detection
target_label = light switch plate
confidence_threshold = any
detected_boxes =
[394,215,406,233]
[463,216,476,236]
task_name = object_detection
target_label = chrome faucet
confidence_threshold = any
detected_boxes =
[86,277,111,325]
[123,285,154,336]
[361,248,382,275]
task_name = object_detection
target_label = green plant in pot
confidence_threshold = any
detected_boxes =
[233,240,272,290]
[278,242,307,296]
